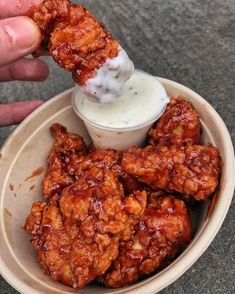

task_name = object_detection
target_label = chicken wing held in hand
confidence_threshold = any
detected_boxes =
[33,0,134,103]
[148,96,201,147]
[100,195,192,288]
[122,145,221,201]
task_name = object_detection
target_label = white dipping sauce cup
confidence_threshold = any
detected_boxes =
[72,70,168,150]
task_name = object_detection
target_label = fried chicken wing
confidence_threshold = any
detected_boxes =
[42,123,86,199]
[122,145,221,200]
[50,123,86,153]
[24,196,74,286]
[60,167,147,241]
[32,0,134,102]
[25,168,147,288]
[74,149,143,194]
[100,195,192,288]
[33,0,118,85]
[74,149,120,177]
[148,96,201,147]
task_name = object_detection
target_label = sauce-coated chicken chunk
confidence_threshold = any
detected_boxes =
[122,145,220,200]
[25,168,147,288]
[33,0,119,85]
[148,96,201,147]
[42,123,86,200]
[74,149,143,194]
[100,195,192,288]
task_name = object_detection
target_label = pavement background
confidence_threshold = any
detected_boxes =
[0,0,234,293]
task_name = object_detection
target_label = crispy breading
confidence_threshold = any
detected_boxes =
[25,169,147,288]
[122,145,220,200]
[32,0,119,85]
[148,96,201,147]
[100,195,192,288]
[73,149,143,194]
[42,123,86,199]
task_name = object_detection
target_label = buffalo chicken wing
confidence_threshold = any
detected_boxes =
[25,168,147,288]
[148,96,201,147]
[33,0,119,85]
[100,195,192,288]
[122,145,220,201]
[42,123,86,200]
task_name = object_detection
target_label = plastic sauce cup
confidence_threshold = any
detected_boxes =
[72,70,169,150]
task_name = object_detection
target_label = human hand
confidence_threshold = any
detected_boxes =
[0,0,48,126]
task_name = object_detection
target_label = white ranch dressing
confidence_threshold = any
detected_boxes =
[74,71,169,129]
[81,46,134,103]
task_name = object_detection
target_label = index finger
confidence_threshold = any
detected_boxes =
[0,0,43,19]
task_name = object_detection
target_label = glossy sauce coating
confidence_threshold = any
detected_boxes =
[42,124,86,199]
[148,96,201,147]
[33,0,119,85]
[122,145,221,200]
[25,168,147,288]
[33,0,135,103]
[43,125,142,200]
[73,148,143,194]
[100,196,192,288]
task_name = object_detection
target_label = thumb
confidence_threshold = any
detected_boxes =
[0,16,41,67]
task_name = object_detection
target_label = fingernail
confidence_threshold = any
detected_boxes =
[4,16,40,50]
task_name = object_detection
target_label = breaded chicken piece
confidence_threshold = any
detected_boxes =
[42,123,86,199]
[33,0,119,85]
[74,149,143,194]
[74,149,120,177]
[25,168,147,288]
[148,96,201,147]
[24,196,74,286]
[122,145,221,201]
[100,195,192,288]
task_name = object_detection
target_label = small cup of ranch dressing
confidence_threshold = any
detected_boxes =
[72,70,169,150]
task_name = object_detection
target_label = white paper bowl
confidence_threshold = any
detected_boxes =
[0,78,234,294]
